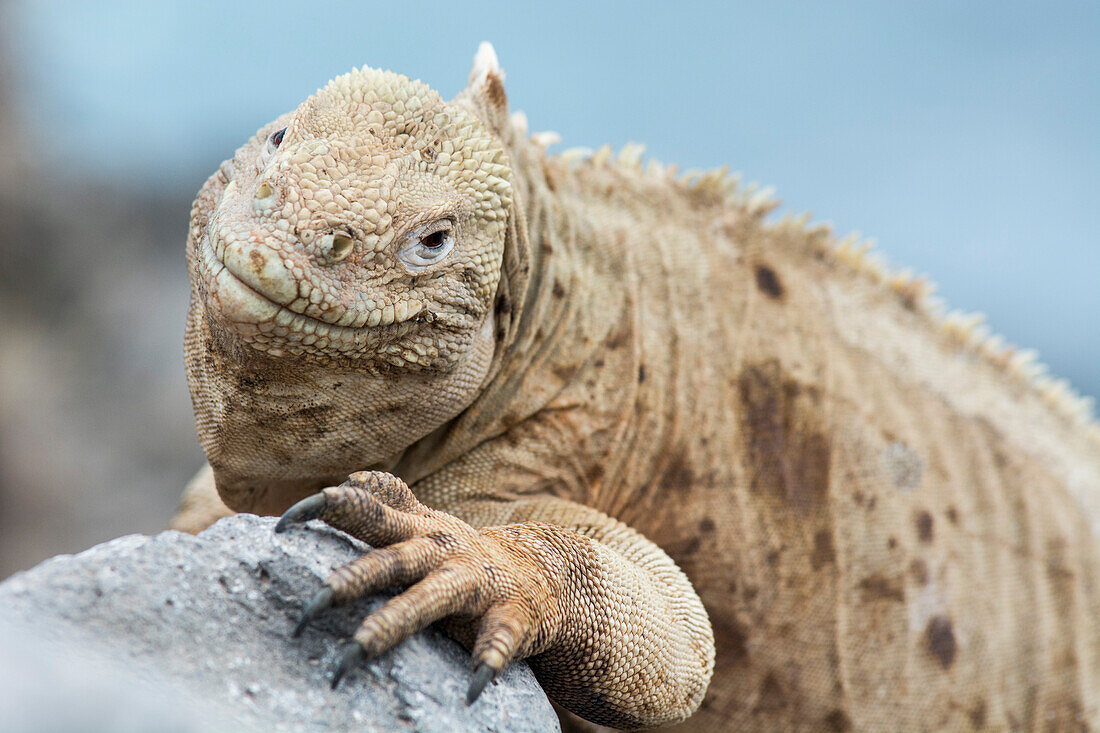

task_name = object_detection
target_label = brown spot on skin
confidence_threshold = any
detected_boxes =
[766,549,780,566]
[824,709,853,732]
[1045,536,1075,583]
[858,573,905,602]
[738,361,832,514]
[484,72,508,111]
[289,404,331,419]
[968,699,987,729]
[236,372,264,391]
[812,529,835,569]
[909,558,930,585]
[551,280,566,299]
[699,517,716,534]
[711,613,749,665]
[657,449,695,494]
[551,363,576,382]
[887,536,898,550]
[915,510,934,543]
[669,535,703,559]
[637,365,647,382]
[248,249,265,273]
[925,616,956,669]
[603,327,629,351]
[753,671,789,713]
[946,505,959,525]
[754,263,785,300]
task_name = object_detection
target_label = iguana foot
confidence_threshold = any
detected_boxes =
[276,471,556,704]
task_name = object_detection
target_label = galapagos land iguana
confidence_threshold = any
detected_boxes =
[174,43,1100,730]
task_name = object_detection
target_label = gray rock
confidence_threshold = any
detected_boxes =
[0,514,559,732]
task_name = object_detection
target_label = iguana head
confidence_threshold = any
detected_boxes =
[186,45,524,512]
[192,44,513,370]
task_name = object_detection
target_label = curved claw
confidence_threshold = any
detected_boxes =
[275,493,326,533]
[331,641,365,690]
[466,663,496,705]
[292,586,335,638]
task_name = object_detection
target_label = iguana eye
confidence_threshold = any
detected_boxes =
[258,127,287,171]
[421,228,449,249]
[398,219,455,271]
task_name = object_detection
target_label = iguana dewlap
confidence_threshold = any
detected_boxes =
[177,43,1100,730]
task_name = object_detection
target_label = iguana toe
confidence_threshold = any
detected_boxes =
[330,641,365,690]
[281,472,557,704]
[466,663,496,705]
[275,493,326,533]
[292,586,335,638]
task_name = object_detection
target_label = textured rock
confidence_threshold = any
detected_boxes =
[0,514,559,732]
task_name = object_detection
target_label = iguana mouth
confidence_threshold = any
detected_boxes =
[198,233,423,355]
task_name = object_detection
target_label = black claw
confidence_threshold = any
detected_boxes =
[275,493,326,533]
[466,663,496,705]
[331,642,364,690]
[292,586,335,638]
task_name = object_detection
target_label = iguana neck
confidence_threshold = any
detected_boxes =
[393,143,613,485]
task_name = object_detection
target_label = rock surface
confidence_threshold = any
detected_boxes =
[0,514,559,732]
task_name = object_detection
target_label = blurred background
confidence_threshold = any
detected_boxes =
[0,1,1097,577]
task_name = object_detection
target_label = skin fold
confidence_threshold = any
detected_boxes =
[176,44,1100,730]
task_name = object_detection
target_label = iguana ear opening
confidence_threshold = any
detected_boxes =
[454,42,511,141]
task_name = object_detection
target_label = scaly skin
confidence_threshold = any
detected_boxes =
[180,44,1100,730]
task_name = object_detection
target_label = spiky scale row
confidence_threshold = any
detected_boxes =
[824,226,1097,431]
[538,130,1096,435]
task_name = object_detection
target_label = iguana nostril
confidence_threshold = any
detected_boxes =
[320,233,355,263]
[255,182,275,201]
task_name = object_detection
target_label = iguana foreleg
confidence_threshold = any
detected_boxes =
[277,470,714,729]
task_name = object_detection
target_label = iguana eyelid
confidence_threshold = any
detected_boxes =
[257,127,286,169]
[397,218,456,271]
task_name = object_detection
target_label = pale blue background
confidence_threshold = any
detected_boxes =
[4,0,1098,403]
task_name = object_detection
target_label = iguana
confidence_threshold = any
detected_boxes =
[173,43,1100,730]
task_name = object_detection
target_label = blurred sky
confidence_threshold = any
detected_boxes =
[3,0,1098,404]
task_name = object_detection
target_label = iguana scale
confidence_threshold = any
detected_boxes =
[174,44,1100,730]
